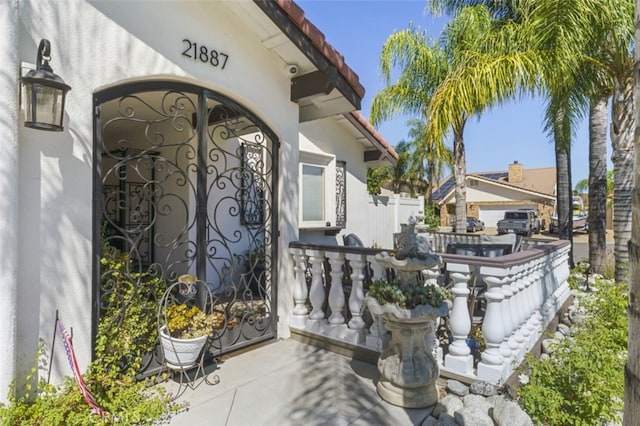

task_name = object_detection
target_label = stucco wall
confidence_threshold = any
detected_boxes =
[13,0,300,387]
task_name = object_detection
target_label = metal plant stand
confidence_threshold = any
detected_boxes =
[158,275,223,398]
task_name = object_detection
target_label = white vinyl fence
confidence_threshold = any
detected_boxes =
[365,194,423,248]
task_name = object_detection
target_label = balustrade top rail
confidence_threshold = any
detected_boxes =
[289,241,384,257]
[288,239,570,268]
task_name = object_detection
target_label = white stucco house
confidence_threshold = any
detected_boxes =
[0,0,399,401]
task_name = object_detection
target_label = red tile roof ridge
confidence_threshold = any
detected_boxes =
[273,0,365,98]
[349,111,398,161]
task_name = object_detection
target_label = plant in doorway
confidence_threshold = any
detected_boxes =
[158,274,225,369]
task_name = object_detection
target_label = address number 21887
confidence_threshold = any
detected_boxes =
[182,38,229,70]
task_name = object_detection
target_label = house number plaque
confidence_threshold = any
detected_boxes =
[182,38,229,70]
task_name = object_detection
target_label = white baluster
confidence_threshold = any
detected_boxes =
[507,264,526,361]
[422,264,444,363]
[326,252,346,325]
[365,253,387,349]
[477,271,507,384]
[499,268,518,370]
[290,248,309,328]
[444,264,474,375]
[306,250,326,322]
[522,260,537,348]
[367,253,385,282]
[347,253,366,331]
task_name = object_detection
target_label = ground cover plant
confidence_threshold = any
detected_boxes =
[517,272,627,425]
[0,246,185,425]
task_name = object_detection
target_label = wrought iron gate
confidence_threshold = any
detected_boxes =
[93,81,279,374]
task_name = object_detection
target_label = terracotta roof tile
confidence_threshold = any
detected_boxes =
[273,0,365,98]
[349,111,398,161]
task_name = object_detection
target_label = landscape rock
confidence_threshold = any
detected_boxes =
[541,338,558,354]
[433,394,464,418]
[470,380,498,397]
[462,394,494,414]
[438,413,459,426]
[492,397,534,426]
[421,416,439,426]
[557,323,571,336]
[447,379,469,397]
[454,406,494,426]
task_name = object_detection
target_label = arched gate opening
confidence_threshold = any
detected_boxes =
[92,80,279,375]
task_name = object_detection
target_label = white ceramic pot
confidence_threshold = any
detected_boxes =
[159,326,208,369]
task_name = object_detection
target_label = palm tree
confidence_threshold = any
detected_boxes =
[588,97,609,274]
[626,2,640,422]
[371,8,519,233]
[406,118,453,204]
[426,0,632,271]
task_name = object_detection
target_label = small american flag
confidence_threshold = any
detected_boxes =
[57,319,108,418]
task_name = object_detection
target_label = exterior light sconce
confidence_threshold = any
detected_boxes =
[20,39,71,131]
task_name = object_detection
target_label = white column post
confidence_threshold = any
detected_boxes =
[346,253,366,332]
[365,253,387,349]
[289,248,308,329]
[499,267,518,370]
[444,263,474,375]
[477,267,508,384]
[306,250,326,323]
[0,0,19,405]
[511,265,527,361]
[422,263,443,362]
[326,251,346,325]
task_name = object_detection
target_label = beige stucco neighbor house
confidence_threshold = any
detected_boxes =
[0,0,399,402]
[432,161,556,228]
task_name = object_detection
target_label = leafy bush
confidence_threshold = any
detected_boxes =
[0,246,186,425]
[518,278,627,425]
[423,205,441,231]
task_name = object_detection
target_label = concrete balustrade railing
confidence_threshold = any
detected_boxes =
[288,239,571,384]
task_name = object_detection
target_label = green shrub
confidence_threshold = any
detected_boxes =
[518,279,627,425]
[0,246,185,425]
[423,205,441,231]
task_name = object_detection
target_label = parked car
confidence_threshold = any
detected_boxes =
[497,210,540,236]
[467,217,485,233]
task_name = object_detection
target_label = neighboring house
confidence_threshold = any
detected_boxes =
[431,161,556,228]
[0,0,397,400]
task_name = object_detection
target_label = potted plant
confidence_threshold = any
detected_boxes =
[158,274,225,369]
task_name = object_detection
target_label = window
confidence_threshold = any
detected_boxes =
[302,164,325,221]
[299,151,336,228]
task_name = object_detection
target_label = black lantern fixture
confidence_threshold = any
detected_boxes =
[21,39,71,131]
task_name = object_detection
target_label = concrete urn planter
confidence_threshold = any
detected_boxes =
[365,296,449,408]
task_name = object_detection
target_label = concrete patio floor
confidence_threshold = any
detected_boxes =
[165,339,438,426]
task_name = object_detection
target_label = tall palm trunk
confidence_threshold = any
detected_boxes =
[555,140,574,267]
[588,96,609,273]
[624,4,640,421]
[610,77,635,282]
[453,121,467,233]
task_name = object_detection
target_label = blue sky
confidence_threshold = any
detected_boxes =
[297,0,605,185]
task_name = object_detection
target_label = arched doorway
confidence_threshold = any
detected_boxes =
[92,80,279,375]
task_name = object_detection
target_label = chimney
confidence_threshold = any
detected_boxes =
[508,161,524,183]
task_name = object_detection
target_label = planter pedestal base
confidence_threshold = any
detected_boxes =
[377,378,439,408]
[376,313,441,408]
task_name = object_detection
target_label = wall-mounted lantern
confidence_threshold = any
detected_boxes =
[20,39,71,131]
